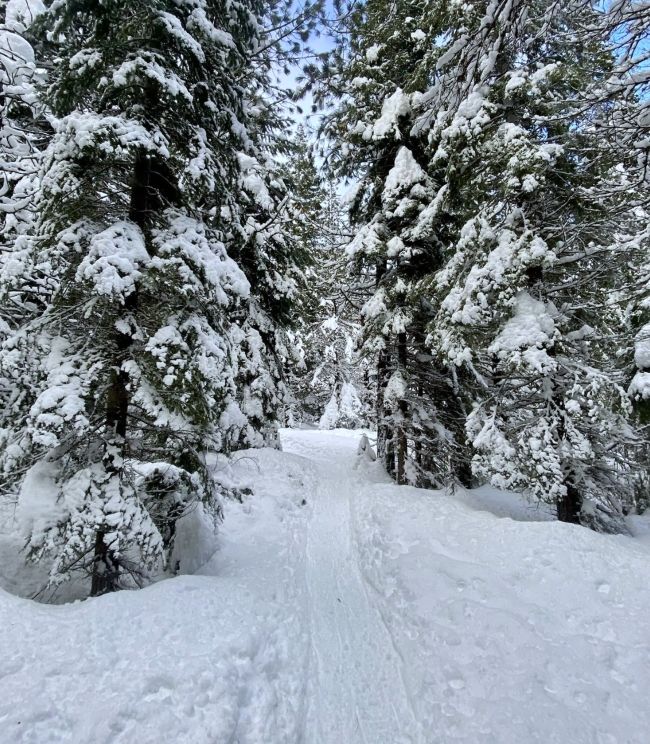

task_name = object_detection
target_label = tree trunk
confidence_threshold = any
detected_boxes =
[556,402,583,525]
[455,458,473,490]
[396,331,408,485]
[445,371,472,488]
[376,350,387,460]
[385,428,395,477]
[375,259,389,465]
[91,153,152,596]
[557,482,582,524]
[90,530,114,597]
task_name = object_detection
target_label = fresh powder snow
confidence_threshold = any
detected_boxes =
[1,429,649,744]
[3,2,648,742]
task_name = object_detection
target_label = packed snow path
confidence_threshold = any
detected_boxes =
[1,429,650,744]
[292,432,422,743]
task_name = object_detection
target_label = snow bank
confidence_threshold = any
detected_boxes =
[352,478,650,743]
[0,447,315,744]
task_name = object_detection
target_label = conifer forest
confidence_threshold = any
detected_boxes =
[0,1,649,742]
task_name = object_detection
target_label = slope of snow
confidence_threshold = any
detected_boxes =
[1,429,650,743]
[352,481,650,743]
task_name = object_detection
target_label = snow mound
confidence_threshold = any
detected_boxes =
[352,481,650,743]
[0,446,315,744]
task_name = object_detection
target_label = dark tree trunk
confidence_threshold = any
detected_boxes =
[90,530,115,597]
[556,398,583,525]
[376,349,388,461]
[444,372,472,488]
[385,428,395,477]
[396,331,408,485]
[91,153,154,596]
[455,458,473,490]
[375,259,389,465]
[557,483,582,524]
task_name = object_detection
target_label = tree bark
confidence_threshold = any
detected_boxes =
[396,331,408,485]
[91,153,152,596]
[90,530,114,597]
[555,401,583,524]
[557,482,582,524]
[375,259,389,465]
[445,371,472,488]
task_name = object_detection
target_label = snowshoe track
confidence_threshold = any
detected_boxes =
[295,434,423,744]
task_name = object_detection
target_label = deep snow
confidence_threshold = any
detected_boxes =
[1,429,649,743]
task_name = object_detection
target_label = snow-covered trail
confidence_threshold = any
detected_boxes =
[283,430,650,744]
[2,429,650,744]
[285,431,421,744]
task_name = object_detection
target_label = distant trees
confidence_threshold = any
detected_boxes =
[283,128,372,429]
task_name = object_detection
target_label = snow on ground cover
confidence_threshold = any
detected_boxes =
[1,428,649,743]
[353,480,650,743]
[0,448,315,744]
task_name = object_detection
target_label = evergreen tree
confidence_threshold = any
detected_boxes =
[229,105,306,449]
[601,0,650,201]
[599,0,650,504]
[0,0,49,503]
[0,0,47,332]
[0,0,287,594]
[305,184,372,430]
[283,127,371,428]
[420,0,641,528]
[314,0,644,527]
[312,0,474,485]
[229,2,326,442]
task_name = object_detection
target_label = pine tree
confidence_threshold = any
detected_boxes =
[0,1,47,331]
[312,0,474,485]
[282,127,371,428]
[599,0,650,506]
[315,0,644,525]
[601,1,650,201]
[304,184,372,430]
[0,0,49,501]
[0,0,276,594]
[281,127,327,424]
[421,0,641,528]
[229,108,305,449]
[1,7,35,210]
[228,3,326,444]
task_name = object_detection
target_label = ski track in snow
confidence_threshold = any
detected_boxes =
[295,432,421,744]
[1,428,650,744]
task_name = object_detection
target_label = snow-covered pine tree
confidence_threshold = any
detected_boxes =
[228,107,301,450]
[226,2,325,445]
[422,0,641,528]
[0,0,271,594]
[629,243,650,509]
[596,1,650,505]
[309,191,373,432]
[312,0,474,485]
[0,0,49,500]
[0,1,45,247]
[281,126,327,424]
[281,127,371,428]
[600,1,650,202]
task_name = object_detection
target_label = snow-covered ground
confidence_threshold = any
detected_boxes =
[1,429,649,743]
